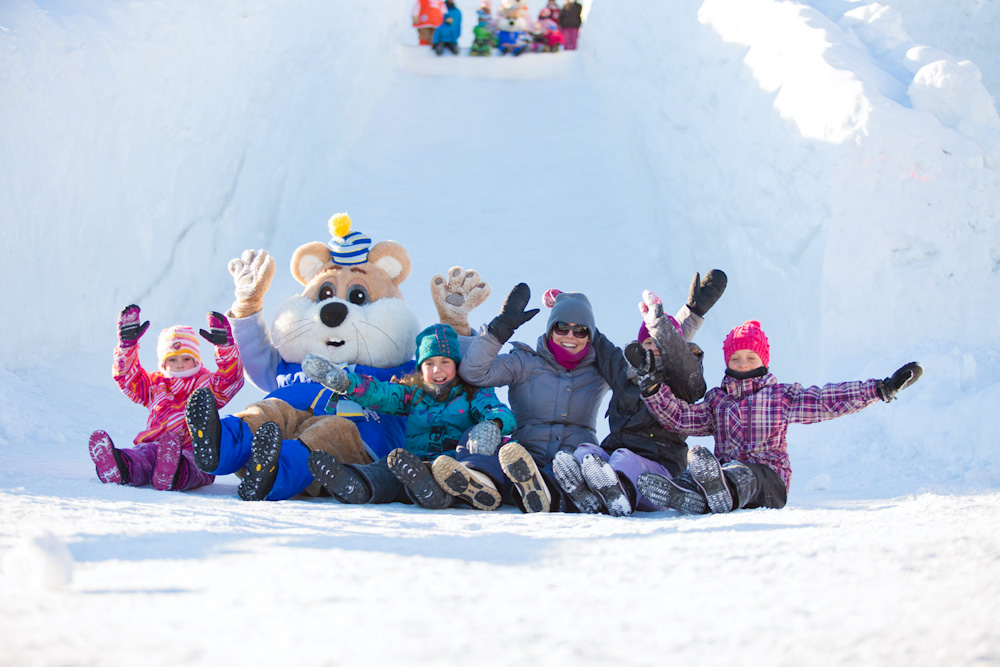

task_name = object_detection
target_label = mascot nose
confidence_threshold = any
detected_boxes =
[320,302,348,328]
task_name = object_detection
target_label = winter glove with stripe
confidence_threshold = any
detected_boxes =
[199,311,235,348]
[117,304,150,348]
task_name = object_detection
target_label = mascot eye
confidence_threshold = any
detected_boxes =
[318,282,336,301]
[347,284,369,305]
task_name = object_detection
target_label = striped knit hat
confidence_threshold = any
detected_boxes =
[723,320,770,368]
[156,326,202,369]
[415,324,461,367]
[327,213,371,266]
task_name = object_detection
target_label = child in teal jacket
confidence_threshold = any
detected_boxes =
[302,324,515,510]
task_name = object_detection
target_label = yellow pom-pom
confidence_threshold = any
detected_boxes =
[328,213,352,239]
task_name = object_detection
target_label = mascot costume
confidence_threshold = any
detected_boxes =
[185,213,490,501]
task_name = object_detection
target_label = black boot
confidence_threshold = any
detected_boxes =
[307,451,372,504]
[237,422,282,501]
[186,388,221,473]
[387,448,452,509]
[687,446,733,513]
[722,462,761,510]
[637,471,708,515]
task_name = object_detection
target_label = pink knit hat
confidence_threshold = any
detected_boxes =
[723,320,769,367]
[156,326,202,369]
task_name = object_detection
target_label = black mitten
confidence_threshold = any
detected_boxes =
[625,342,663,396]
[686,269,728,317]
[487,283,540,343]
[876,362,923,402]
[117,304,150,348]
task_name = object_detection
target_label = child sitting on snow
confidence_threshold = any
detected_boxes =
[626,292,922,514]
[433,0,462,55]
[88,305,244,492]
[302,324,516,510]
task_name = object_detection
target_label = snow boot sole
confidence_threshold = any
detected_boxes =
[307,451,372,504]
[552,451,602,514]
[151,433,182,491]
[186,388,221,473]
[498,442,550,513]
[237,422,282,502]
[387,448,451,510]
[687,446,733,513]
[637,472,708,515]
[580,454,633,517]
[89,430,129,485]
[431,455,501,511]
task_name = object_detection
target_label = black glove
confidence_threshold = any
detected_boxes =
[117,304,150,348]
[876,362,923,402]
[625,342,664,396]
[686,269,728,317]
[198,312,235,347]
[487,283,539,344]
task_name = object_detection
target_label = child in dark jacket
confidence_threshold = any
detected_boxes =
[89,305,244,492]
[628,293,923,513]
[302,324,515,510]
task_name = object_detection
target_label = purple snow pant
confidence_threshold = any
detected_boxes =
[121,440,215,491]
[573,443,673,512]
[561,27,579,50]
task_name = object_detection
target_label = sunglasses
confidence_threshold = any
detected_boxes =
[552,322,590,339]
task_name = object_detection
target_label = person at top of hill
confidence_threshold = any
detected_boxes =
[433,0,462,55]
[558,0,583,50]
[88,305,244,492]
[540,0,561,24]
[302,324,516,511]
[551,272,726,517]
[413,0,445,46]
[629,296,923,514]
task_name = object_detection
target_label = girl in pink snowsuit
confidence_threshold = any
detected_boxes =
[627,292,922,514]
[88,305,244,491]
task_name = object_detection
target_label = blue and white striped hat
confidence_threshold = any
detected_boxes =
[327,213,371,265]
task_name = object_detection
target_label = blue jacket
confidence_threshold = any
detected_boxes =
[433,8,462,44]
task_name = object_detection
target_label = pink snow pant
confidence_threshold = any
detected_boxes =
[561,27,579,50]
[121,440,215,491]
[573,443,672,512]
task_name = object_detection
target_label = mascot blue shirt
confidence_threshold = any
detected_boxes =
[271,359,417,460]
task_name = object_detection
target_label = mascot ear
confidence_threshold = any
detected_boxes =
[367,241,411,286]
[290,242,333,286]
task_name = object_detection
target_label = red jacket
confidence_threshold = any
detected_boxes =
[413,0,445,28]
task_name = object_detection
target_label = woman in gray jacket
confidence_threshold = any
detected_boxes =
[455,283,611,512]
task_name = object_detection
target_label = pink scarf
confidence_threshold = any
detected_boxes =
[546,336,590,370]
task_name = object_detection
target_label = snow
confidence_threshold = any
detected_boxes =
[1,0,999,664]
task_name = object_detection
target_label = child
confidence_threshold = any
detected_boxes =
[89,305,244,491]
[433,0,462,55]
[628,292,923,513]
[301,323,516,510]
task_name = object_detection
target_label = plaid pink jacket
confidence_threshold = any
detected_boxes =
[642,373,881,490]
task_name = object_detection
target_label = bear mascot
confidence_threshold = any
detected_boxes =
[184,213,490,501]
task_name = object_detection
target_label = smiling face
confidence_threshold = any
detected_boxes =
[162,354,197,372]
[727,349,765,373]
[549,322,590,354]
[421,356,457,386]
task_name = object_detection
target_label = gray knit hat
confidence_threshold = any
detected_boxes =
[544,289,595,333]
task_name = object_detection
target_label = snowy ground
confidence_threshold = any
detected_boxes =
[1,1,999,665]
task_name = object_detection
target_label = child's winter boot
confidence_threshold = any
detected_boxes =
[552,451,602,514]
[580,454,633,517]
[498,442,551,513]
[687,445,733,513]
[237,422,282,501]
[307,451,373,504]
[721,461,761,510]
[432,455,501,510]
[151,433,182,491]
[89,430,131,485]
[637,471,709,515]
[186,387,221,473]
[387,448,452,509]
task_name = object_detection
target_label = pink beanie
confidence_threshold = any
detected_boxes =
[723,320,770,367]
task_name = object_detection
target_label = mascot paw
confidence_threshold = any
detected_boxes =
[431,266,491,336]
[228,249,276,318]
